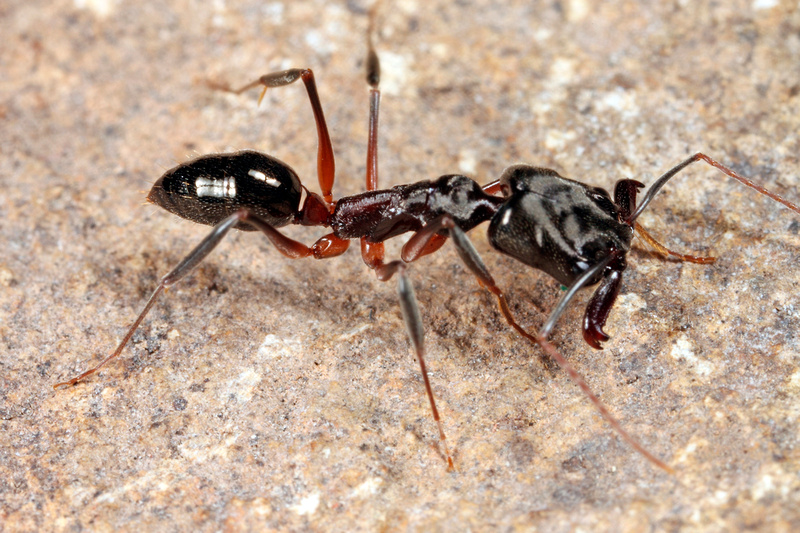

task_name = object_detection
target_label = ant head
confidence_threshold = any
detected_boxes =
[487,165,634,286]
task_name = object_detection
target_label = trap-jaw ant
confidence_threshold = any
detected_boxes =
[54,23,800,473]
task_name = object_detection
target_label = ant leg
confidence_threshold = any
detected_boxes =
[54,210,346,388]
[360,253,454,468]
[54,212,245,388]
[615,171,716,264]
[482,180,503,196]
[358,42,453,466]
[214,69,336,206]
[359,14,446,266]
[397,265,454,469]
[381,261,455,470]
[359,22,388,272]
[634,223,716,264]
[365,19,380,193]
[414,234,448,258]
[401,215,674,473]
[627,152,800,224]
[402,213,610,343]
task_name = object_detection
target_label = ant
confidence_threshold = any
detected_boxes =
[54,16,800,474]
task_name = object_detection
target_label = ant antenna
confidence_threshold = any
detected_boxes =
[628,153,800,223]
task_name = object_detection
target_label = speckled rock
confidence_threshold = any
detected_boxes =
[2,0,799,531]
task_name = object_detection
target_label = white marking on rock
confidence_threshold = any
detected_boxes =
[74,0,115,18]
[221,369,261,403]
[290,492,320,516]
[752,0,778,9]
[670,334,713,376]
[352,477,383,498]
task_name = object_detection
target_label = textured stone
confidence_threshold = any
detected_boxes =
[2,0,799,531]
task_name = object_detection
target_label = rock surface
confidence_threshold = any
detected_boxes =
[2,0,799,530]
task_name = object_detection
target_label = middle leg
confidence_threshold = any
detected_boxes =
[399,214,674,473]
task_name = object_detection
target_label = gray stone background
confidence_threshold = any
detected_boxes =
[2,0,799,530]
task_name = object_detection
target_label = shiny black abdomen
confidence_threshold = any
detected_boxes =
[148,151,303,230]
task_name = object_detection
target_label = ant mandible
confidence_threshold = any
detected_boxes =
[55,16,800,474]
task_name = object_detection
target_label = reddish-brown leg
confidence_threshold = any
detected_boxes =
[482,179,503,196]
[400,214,674,473]
[614,175,716,265]
[212,69,336,207]
[393,262,455,470]
[355,25,454,469]
[634,223,716,264]
[360,25,387,272]
[54,210,347,389]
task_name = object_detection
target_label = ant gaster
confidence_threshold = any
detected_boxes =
[55,20,800,473]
